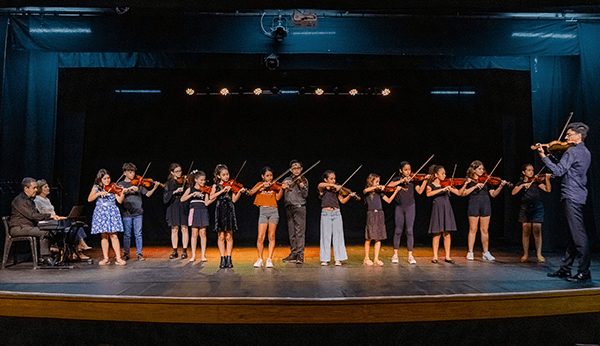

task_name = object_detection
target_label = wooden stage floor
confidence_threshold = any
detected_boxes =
[0,245,597,298]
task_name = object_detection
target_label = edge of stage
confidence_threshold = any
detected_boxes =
[0,246,599,324]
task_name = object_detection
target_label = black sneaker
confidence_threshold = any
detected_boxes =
[296,254,304,264]
[169,249,178,259]
[137,253,145,261]
[122,253,130,261]
[282,254,296,263]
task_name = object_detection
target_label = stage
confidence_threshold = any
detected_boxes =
[1,246,599,325]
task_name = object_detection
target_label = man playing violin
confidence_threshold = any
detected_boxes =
[120,162,160,261]
[10,177,62,266]
[537,122,592,282]
[282,160,309,264]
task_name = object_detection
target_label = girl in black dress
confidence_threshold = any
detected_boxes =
[511,164,551,263]
[181,170,212,262]
[209,164,246,268]
[163,163,189,259]
[362,173,400,266]
[426,165,464,264]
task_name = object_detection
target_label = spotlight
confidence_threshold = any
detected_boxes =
[186,88,195,96]
[254,88,263,95]
[315,88,324,96]
[382,88,391,96]
[271,86,279,95]
[220,88,229,96]
[271,13,289,42]
[264,54,279,70]
[349,89,358,96]
[333,87,339,95]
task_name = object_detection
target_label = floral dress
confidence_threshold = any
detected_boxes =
[91,185,124,234]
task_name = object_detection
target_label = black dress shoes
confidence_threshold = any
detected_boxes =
[547,269,571,278]
[282,254,296,263]
[567,272,592,282]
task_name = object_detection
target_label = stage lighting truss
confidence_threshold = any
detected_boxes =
[184,87,392,96]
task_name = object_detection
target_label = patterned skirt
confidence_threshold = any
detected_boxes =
[91,204,124,234]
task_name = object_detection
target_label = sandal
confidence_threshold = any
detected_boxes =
[115,258,126,266]
[98,258,110,266]
[521,255,529,263]
[363,258,374,266]
[537,255,545,263]
[431,258,438,263]
[374,259,384,266]
[189,257,196,262]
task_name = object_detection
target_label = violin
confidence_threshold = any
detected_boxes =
[328,186,361,200]
[531,141,575,154]
[222,179,245,194]
[103,182,124,194]
[524,174,551,184]
[439,178,466,188]
[131,175,164,188]
[196,185,212,194]
[264,181,283,192]
[472,175,513,188]
[175,176,187,187]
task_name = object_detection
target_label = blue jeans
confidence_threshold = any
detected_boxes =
[123,215,143,255]
[320,209,348,262]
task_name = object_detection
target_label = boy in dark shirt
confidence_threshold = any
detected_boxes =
[121,163,160,261]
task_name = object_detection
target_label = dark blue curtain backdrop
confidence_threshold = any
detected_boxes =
[0,13,597,246]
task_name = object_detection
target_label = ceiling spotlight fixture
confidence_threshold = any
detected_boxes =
[254,88,263,95]
[115,7,129,15]
[349,89,358,96]
[382,88,391,96]
[315,88,324,96]
[264,54,279,70]
[220,88,229,96]
[261,11,289,42]
[186,88,195,95]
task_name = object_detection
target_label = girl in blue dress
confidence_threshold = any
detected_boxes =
[87,169,126,266]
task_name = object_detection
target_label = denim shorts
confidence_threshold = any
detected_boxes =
[258,206,279,224]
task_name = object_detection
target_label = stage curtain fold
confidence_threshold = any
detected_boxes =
[578,22,600,240]
[0,48,58,185]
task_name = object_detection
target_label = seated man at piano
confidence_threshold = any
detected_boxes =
[9,177,62,266]
[34,179,91,260]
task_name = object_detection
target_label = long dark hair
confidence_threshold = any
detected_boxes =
[167,163,181,181]
[94,169,110,188]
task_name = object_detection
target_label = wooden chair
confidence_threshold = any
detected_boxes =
[2,216,39,269]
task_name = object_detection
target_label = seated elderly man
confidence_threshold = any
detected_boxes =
[9,177,61,266]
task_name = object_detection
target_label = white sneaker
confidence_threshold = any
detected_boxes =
[466,252,474,260]
[265,258,273,268]
[321,261,329,266]
[335,261,342,266]
[253,258,263,267]
[408,255,417,264]
[482,251,496,261]
[391,255,399,264]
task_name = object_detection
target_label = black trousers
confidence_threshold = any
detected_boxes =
[10,225,51,257]
[560,199,590,275]
[286,205,306,257]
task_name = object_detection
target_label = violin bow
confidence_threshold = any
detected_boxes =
[408,154,435,183]
[138,162,151,186]
[272,167,291,183]
[182,161,194,190]
[340,165,362,188]
[292,160,321,183]
[233,160,247,182]
[480,158,502,188]
[114,174,125,185]
[382,171,397,188]
[557,112,574,141]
